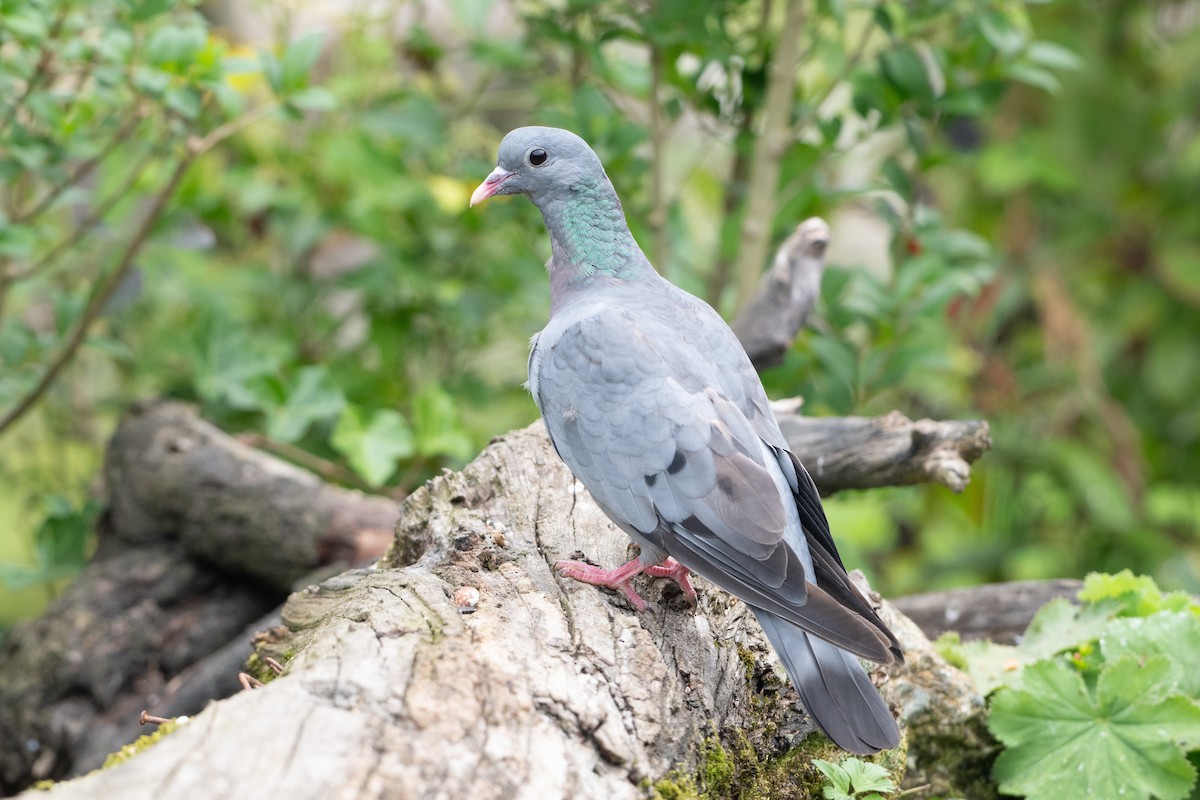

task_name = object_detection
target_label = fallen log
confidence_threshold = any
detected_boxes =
[10,420,997,800]
[892,579,1085,645]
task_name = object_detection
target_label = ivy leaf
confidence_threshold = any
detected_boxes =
[332,406,414,487]
[990,656,1200,800]
[412,385,475,461]
[265,365,346,443]
[195,327,281,411]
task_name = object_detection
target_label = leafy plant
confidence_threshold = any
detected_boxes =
[0,495,97,594]
[0,0,327,602]
[938,571,1200,800]
[812,756,897,800]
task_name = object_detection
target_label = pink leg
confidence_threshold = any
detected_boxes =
[644,558,698,605]
[554,555,698,610]
[554,556,650,611]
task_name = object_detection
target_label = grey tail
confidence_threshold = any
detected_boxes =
[753,607,900,754]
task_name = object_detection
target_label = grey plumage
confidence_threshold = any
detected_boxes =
[472,126,902,753]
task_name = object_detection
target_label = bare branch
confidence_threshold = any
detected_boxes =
[14,113,146,225]
[732,217,830,369]
[774,405,992,494]
[0,151,194,435]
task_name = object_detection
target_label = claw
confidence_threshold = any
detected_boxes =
[644,558,698,605]
[553,557,650,611]
[553,554,697,611]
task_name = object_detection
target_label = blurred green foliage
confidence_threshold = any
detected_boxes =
[939,571,1200,800]
[1,0,1197,629]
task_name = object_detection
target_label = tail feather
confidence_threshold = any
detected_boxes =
[753,608,900,754]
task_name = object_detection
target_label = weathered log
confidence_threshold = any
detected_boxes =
[733,218,830,370]
[104,400,401,589]
[0,545,281,793]
[893,579,1085,645]
[0,395,992,796]
[0,401,402,794]
[16,423,995,800]
[775,405,991,494]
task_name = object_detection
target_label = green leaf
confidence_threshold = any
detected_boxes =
[132,66,171,96]
[0,223,38,259]
[164,86,201,119]
[879,44,933,102]
[86,335,136,363]
[838,758,895,794]
[1008,62,1061,93]
[881,156,911,197]
[286,87,337,112]
[812,759,853,799]
[990,657,1200,800]
[145,24,207,71]
[210,81,245,118]
[33,496,98,576]
[2,11,50,43]
[280,32,325,93]
[1019,596,1117,660]
[1080,570,1197,616]
[1025,41,1083,72]
[813,757,895,800]
[265,365,346,443]
[412,385,474,461]
[332,406,414,486]
[259,50,282,94]
[935,631,1024,695]
[196,328,281,411]
[1102,612,1200,697]
[127,0,176,21]
[979,11,1026,57]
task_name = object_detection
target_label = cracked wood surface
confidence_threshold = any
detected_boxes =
[23,423,989,800]
[774,406,991,494]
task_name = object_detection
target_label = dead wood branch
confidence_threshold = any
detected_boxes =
[733,218,830,370]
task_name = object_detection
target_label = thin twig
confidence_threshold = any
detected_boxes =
[0,152,194,436]
[5,144,160,283]
[15,113,146,225]
[187,101,279,156]
[0,8,66,133]
[237,432,385,495]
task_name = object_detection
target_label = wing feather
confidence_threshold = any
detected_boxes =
[532,293,897,666]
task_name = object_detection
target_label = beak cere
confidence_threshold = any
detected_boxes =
[470,167,515,207]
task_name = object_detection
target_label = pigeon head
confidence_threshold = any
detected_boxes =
[470,126,605,208]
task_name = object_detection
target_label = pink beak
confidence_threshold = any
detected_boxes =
[470,167,514,207]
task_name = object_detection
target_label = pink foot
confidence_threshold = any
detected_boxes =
[644,558,698,605]
[554,557,649,611]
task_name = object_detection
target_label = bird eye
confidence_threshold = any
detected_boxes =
[528,148,548,167]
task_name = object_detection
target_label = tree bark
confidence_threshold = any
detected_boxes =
[775,406,992,494]
[0,401,401,794]
[7,411,1000,800]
